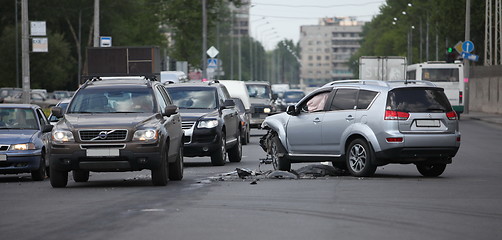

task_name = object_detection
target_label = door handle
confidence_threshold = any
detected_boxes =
[346,115,354,121]
[313,118,321,123]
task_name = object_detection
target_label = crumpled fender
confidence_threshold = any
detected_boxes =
[260,113,289,152]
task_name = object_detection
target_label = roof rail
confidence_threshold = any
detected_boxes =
[322,80,389,87]
[81,73,159,81]
[207,80,220,85]
[389,80,437,87]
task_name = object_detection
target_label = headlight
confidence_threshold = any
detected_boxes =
[133,129,158,142]
[11,143,36,151]
[263,108,271,113]
[197,120,218,128]
[52,130,74,143]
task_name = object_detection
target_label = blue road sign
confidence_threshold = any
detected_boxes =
[207,58,218,68]
[462,41,474,53]
[461,52,479,62]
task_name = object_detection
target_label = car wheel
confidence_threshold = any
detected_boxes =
[271,136,290,171]
[169,142,184,181]
[50,165,68,188]
[346,139,377,177]
[416,163,447,177]
[152,148,169,186]
[211,134,227,166]
[72,170,90,182]
[228,134,242,162]
[246,128,250,144]
[31,154,46,181]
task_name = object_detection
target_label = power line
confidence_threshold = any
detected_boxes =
[251,13,376,20]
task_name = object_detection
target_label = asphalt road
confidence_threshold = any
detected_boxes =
[1,119,502,240]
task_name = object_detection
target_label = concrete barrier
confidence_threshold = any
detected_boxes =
[469,65,502,114]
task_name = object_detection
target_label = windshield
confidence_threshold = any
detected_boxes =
[67,88,155,113]
[166,87,217,109]
[0,108,38,129]
[246,84,271,99]
[422,68,459,82]
[283,91,305,100]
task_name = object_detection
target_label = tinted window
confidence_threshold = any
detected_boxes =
[154,87,168,111]
[232,98,246,113]
[330,89,358,110]
[357,90,378,109]
[166,87,217,109]
[387,88,453,112]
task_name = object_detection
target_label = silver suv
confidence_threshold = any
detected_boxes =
[260,80,461,177]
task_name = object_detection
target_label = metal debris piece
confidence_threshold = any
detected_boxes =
[236,168,254,179]
[266,170,298,179]
[295,164,347,177]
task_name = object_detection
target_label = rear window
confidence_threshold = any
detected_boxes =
[422,68,459,82]
[386,88,452,113]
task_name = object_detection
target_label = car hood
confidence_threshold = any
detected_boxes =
[177,109,219,121]
[249,98,272,105]
[61,113,158,129]
[0,129,37,144]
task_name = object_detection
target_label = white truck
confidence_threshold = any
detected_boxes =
[359,56,407,81]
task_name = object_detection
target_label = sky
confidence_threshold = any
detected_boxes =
[248,0,387,50]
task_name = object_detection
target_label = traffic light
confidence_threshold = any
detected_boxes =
[445,47,458,63]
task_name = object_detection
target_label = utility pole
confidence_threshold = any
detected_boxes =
[15,0,20,88]
[464,0,470,114]
[93,0,100,47]
[21,0,30,104]
[202,0,207,80]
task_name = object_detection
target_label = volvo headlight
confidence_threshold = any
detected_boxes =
[52,130,74,143]
[263,107,271,113]
[197,120,218,128]
[11,143,36,151]
[133,129,158,142]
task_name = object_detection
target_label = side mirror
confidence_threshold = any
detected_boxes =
[286,105,297,115]
[51,106,64,118]
[163,105,178,117]
[221,99,235,109]
[42,124,54,133]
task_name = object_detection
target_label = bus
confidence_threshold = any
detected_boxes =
[406,61,464,115]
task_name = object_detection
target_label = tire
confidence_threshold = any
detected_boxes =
[169,143,184,181]
[346,139,377,177]
[271,136,290,171]
[416,163,447,177]
[31,154,46,181]
[50,165,68,188]
[211,134,227,166]
[228,134,242,162]
[152,149,169,186]
[332,161,348,170]
[72,170,90,182]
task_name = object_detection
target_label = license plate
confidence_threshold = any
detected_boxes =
[416,119,440,127]
[86,148,120,157]
[0,154,6,161]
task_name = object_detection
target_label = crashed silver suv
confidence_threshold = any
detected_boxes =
[260,80,461,177]
[49,76,184,187]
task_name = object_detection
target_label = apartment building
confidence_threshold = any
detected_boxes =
[299,17,365,86]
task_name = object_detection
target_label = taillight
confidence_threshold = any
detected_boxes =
[384,110,410,120]
[386,137,403,143]
[459,91,463,104]
[456,136,461,142]
[446,111,457,120]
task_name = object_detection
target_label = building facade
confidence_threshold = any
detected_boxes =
[229,0,250,37]
[299,17,365,87]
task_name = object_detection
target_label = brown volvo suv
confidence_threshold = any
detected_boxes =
[49,76,184,187]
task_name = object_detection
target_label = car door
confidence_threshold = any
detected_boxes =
[286,90,332,154]
[156,86,183,158]
[218,87,239,143]
[322,88,358,155]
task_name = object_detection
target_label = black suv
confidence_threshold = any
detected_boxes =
[165,81,242,166]
[49,76,184,187]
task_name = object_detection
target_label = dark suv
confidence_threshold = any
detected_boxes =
[165,81,241,166]
[49,76,184,187]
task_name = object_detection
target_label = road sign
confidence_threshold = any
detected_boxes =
[462,41,474,53]
[454,41,463,54]
[206,46,219,58]
[207,58,218,68]
[100,36,112,47]
[461,52,479,62]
